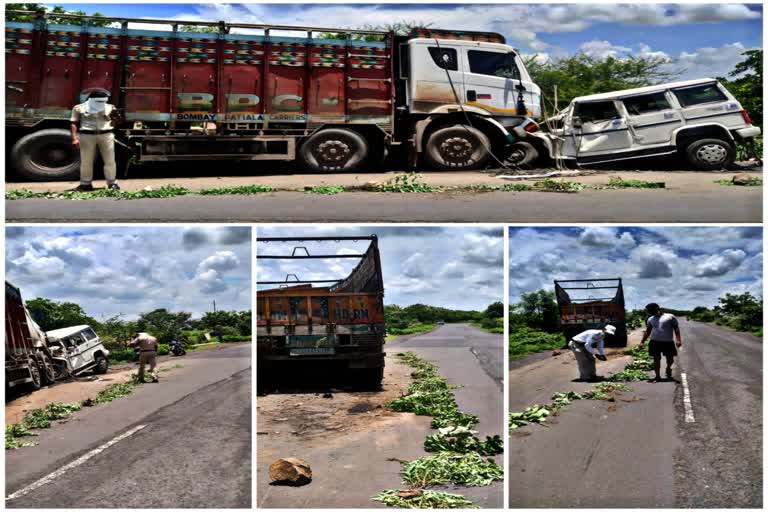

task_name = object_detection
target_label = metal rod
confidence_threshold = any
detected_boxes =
[258,279,341,285]
[257,254,366,259]
[258,236,376,242]
[556,286,620,290]
[555,278,621,283]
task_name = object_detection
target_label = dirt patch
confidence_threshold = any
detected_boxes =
[256,355,412,442]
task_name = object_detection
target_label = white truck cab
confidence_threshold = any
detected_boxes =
[46,325,110,376]
[535,78,760,169]
[398,28,542,169]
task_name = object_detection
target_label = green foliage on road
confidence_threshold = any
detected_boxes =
[608,368,649,382]
[533,178,585,192]
[6,185,190,201]
[5,424,38,450]
[715,177,763,187]
[375,173,437,193]
[689,292,762,337]
[304,185,346,195]
[400,452,503,487]
[90,381,138,404]
[372,489,476,508]
[6,402,82,449]
[604,177,665,189]
[509,404,551,429]
[198,185,273,195]
[424,426,503,455]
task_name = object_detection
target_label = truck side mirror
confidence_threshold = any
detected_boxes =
[572,116,583,128]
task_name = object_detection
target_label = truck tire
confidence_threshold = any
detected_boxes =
[424,125,491,170]
[93,355,109,374]
[684,138,735,170]
[27,358,42,391]
[298,128,369,173]
[38,353,56,385]
[10,129,81,181]
[504,141,539,167]
[354,367,384,391]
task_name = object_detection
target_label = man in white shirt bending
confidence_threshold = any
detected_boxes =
[641,303,682,382]
[568,324,616,381]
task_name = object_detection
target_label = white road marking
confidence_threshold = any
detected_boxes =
[681,373,696,423]
[6,424,147,501]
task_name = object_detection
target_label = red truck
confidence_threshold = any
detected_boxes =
[554,278,627,347]
[6,9,542,181]
[256,236,386,389]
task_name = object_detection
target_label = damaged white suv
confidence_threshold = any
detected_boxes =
[533,78,761,170]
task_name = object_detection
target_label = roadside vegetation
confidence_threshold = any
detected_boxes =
[689,292,762,337]
[385,302,503,338]
[508,290,565,359]
[374,352,503,508]
[25,297,251,359]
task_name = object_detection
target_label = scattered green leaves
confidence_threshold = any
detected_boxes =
[23,402,82,429]
[375,173,437,193]
[424,426,503,455]
[551,391,584,409]
[509,404,551,429]
[6,185,189,201]
[604,177,665,189]
[5,424,38,450]
[608,368,649,382]
[199,184,273,195]
[372,489,476,509]
[401,452,503,487]
[715,177,762,186]
[91,381,138,404]
[304,185,346,195]
[532,178,585,192]
[583,381,631,399]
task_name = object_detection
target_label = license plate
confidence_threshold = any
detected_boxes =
[289,347,335,356]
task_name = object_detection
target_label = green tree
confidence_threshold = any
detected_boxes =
[25,298,99,332]
[178,24,220,34]
[510,289,559,332]
[6,3,111,27]
[719,50,762,127]
[136,309,193,344]
[484,301,504,319]
[525,53,680,114]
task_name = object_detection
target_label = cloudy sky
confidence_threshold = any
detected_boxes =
[257,226,503,310]
[6,227,252,320]
[53,3,762,79]
[509,227,762,311]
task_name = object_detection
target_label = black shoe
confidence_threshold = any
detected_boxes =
[108,183,120,191]
[666,367,673,379]
[72,184,94,192]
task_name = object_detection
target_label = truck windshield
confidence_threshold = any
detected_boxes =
[468,50,520,80]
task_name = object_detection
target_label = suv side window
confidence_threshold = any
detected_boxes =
[467,50,521,80]
[81,328,98,342]
[574,101,620,123]
[623,92,671,115]
[428,47,457,71]
[673,84,727,107]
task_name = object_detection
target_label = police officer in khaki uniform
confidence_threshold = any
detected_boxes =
[130,332,159,383]
[70,90,120,191]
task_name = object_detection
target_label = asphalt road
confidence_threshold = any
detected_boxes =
[6,187,761,223]
[509,321,762,508]
[6,343,252,508]
[257,323,504,509]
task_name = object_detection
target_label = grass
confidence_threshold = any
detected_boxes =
[508,327,564,360]
[386,323,435,341]
[372,489,476,509]
[304,185,345,195]
[400,452,503,487]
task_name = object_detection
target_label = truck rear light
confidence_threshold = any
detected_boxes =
[741,110,752,125]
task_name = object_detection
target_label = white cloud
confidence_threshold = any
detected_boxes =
[694,249,747,277]
[197,251,240,273]
[579,40,632,59]
[579,227,636,249]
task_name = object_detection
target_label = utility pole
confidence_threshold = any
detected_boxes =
[213,299,217,313]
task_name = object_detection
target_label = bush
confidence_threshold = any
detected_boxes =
[509,327,564,360]
[221,335,251,342]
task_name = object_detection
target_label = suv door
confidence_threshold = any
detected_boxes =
[570,100,633,161]
[77,328,100,364]
[463,49,536,116]
[622,91,681,146]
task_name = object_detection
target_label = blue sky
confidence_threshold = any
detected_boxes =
[51,3,763,78]
[508,227,762,311]
[257,226,503,311]
[6,227,252,320]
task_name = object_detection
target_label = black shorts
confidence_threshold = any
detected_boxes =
[649,340,677,358]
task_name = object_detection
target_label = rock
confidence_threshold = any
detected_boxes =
[269,457,312,486]
[397,489,423,498]
[732,173,756,185]
[552,350,562,356]
[322,392,333,399]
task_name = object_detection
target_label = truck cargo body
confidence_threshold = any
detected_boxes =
[5,281,55,389]
[256,236,385,388]
[6,10,542,180]
[554,278,627,347]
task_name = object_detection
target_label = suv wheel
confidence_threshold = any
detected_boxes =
[93,355,109,374]
[684,138,735,170]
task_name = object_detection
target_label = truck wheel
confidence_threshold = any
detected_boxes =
[684,138,735,170]
[10,129,81,181]
[354,367,384,391]
[27,358,42,390]
[298,128,369,173]
[39,354,56,385]
[504,141,539,167]
[93,355,109,375]
[424,125,491,170]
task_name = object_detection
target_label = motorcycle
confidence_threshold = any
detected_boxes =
[169,339,186,356]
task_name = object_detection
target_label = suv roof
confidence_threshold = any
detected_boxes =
[571,78,718,103]
[46,325,93,339]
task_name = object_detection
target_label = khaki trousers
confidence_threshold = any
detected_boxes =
[138,351,157,382]
[79,132,117,185]
[568,340,596,380]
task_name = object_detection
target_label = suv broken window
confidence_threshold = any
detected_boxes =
[574,101,620,123]
[623,92,672,115]
[673,84,727,107]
